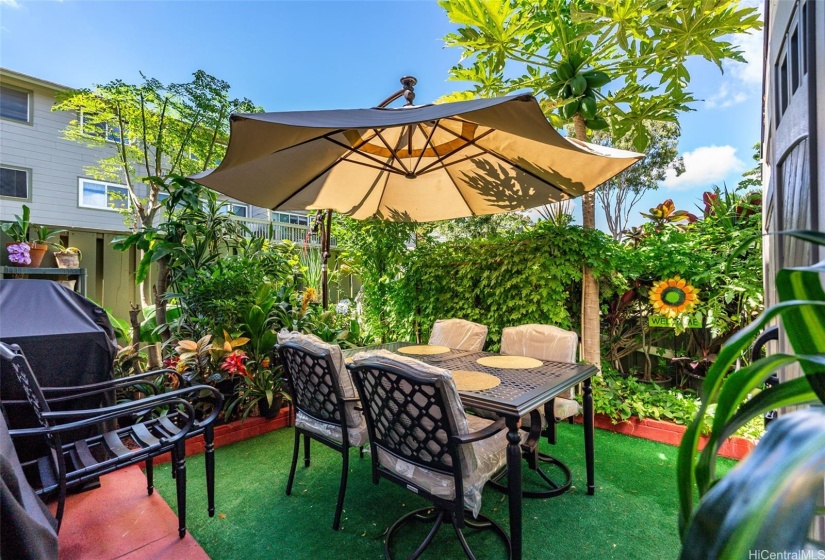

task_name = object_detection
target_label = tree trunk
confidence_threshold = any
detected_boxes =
[129,304,142,354]
[145,258,170,369]
[573,114,602,369]
[138,248,151,310]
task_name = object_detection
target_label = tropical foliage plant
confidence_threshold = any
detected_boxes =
[439,0,762,368]
[677,231,825,558]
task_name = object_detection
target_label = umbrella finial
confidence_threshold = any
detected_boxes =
[400,76,416,105]
[376,76,417,108]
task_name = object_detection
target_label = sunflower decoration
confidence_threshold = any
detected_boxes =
[649,276,699,318]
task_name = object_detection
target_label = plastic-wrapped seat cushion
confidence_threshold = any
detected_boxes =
[428,319,488,352]
[351,350,506,517]
[501,324,580,425]
[278,330,368,446]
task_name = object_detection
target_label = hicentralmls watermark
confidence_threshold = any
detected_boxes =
[749,551,825,560]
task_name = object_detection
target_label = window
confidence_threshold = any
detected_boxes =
[790,29,800,93]
[273,211,309,226]
[79,178,130,211]
[219,202,248,217]
[0,166,29,199]
[0,86,30,123]
[80,111,127,144]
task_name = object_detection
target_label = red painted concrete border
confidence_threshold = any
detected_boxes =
[154,406,293,464]
[576,413,755,460]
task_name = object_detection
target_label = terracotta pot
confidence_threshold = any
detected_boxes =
[27,243,48,268]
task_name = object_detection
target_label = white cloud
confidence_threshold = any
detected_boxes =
[704,3,763,109]
[662,145,745,191]
[705,83,749,109]
[729,25,764,86]
[0,0,21,7]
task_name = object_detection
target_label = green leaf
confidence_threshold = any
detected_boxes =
[680,408,825,560]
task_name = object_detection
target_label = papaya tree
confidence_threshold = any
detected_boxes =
[439,0,762,367]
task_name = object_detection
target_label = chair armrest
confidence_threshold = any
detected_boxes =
[453,417,506,444]
[39,369,179,401]
[10,397,196,447]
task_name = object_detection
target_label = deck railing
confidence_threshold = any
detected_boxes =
[231,216,336,247]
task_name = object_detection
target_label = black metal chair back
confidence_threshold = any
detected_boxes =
[278,342,346,429]
[277,339,362,530]
[349,360,464,505]
[349,357,512,559]
[0,343,59,448]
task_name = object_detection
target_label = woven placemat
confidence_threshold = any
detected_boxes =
[397,345,451,355]
[450,370,501,391]
[476,355,543,369]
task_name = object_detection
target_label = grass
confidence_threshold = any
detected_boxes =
[154,422,735,560]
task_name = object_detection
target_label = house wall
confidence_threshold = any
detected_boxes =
[1,69,351,324]
[0,71,143,232]
[1,70,141,320]
[762,0,824,540]
[763,0,823,377]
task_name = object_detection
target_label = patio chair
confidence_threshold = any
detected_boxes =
[0,342,222,538]
[276,331,368,530]
[428,318,488,352]
[496,324,580,498]
[13,369,226,521]
[348,350,510,560]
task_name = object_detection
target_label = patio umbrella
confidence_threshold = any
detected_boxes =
[193,78,643,305]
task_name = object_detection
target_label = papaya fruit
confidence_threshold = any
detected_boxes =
[583,71,610,89]
[570,74,587,96]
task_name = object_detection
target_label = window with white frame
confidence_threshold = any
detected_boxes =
[0,85,31,123]
[218,202,248,217]
[0,166,30,200]
[273,211,309,226]
[79,178,130,211]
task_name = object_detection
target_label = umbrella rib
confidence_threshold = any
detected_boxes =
[441,162,477,217]
[324,135,405,176]
[269,137,397,211]
[372,128,411,175]
[411,120,439,175]
[422,123,568,194]
[415,128,496,176]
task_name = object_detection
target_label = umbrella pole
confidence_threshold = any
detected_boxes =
[321,209,332,309]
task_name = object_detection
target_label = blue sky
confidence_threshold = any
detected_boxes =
[0,0,762,231]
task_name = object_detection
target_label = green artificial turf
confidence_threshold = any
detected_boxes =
[154,423,735,560]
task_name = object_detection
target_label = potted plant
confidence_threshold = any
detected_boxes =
[1,205,68,268]
[52,244,82,269]
[2,204,32,266]
[224,354,289,421]
[30,225,67,268]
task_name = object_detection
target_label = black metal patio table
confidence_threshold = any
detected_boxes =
[343,342,598,560]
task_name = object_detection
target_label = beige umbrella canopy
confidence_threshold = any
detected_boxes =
[193,92,642,223]
[193,82,643,306]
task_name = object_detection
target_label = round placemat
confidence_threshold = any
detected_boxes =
[450,370,501,391]
[476,355,543,369]
[397,345,451,355]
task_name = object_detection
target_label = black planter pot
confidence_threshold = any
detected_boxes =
[258,395,284,419]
